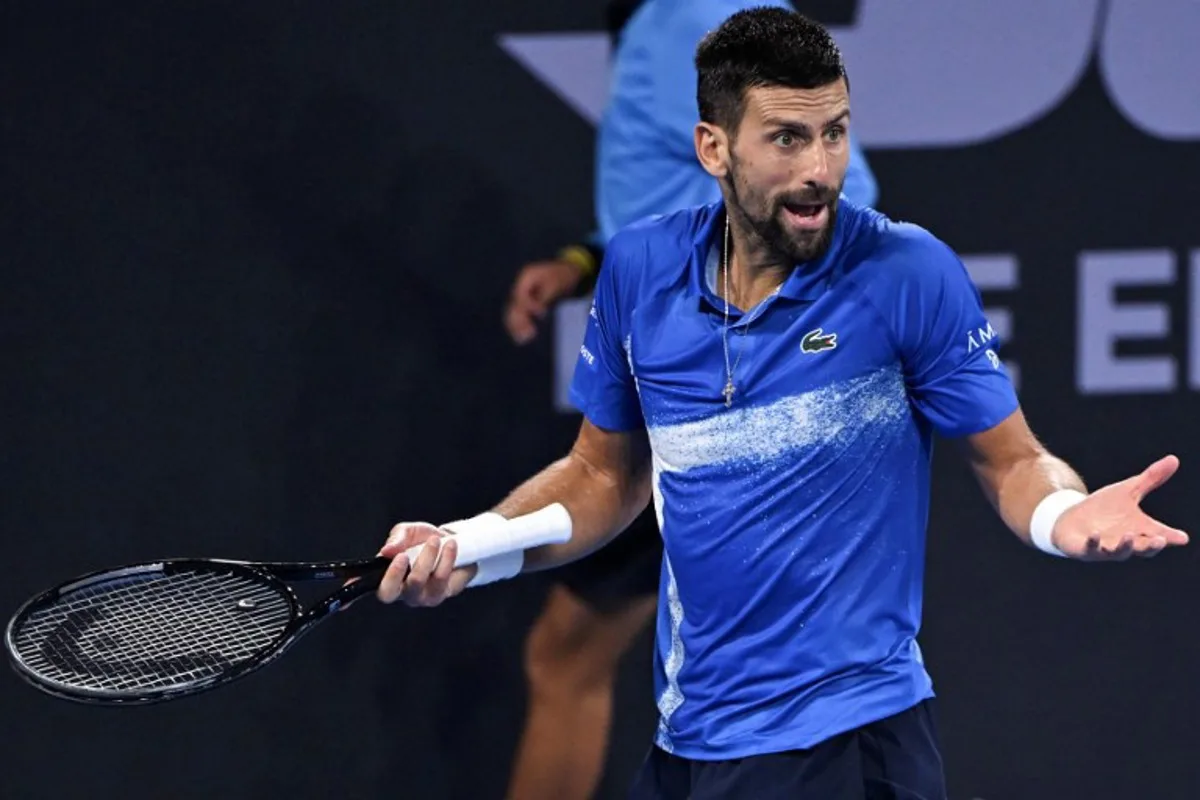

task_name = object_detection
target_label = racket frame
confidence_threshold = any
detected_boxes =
[4,555,390,706]
[6,502,573,705]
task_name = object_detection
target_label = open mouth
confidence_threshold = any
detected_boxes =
[781,202,828,230]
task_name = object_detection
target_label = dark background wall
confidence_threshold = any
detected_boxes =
[1,2,1197,799]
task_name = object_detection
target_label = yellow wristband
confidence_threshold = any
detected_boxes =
[557,245,598,279]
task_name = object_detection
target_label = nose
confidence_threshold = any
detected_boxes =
[800,141,832,188]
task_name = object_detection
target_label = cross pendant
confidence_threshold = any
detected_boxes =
[722,379,736,408]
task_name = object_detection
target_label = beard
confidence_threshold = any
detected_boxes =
[726,160,843,265]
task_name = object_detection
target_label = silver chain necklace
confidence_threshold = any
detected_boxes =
[720,216,779,408]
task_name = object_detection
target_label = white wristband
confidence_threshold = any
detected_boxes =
[1029,489,1086,557]
[440,512,524,587]
[466,551,525,588]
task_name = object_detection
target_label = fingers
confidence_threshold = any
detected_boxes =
[377,552,412,604]
[376,521,441,604]
[1052,473,1188,561]
[1150,519,1190,546]
[504,304,540,345]
[445,558,475,597]
[1133,534,1169,558]
[1084,532,1136,561]
[505,262,579,345]
[516,282,550,319]
[1130,454,1181,502]
[416,538,458,603]
[504,287,548,345]
[399,535,445,604]
[378,522,442,558]
[1115,512,1189,554]
[1080,532,1180,563]
[376,531,467,607]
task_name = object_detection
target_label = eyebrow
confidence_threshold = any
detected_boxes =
[762,109,851,133]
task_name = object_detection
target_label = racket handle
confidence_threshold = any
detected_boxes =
[403,503,573,567]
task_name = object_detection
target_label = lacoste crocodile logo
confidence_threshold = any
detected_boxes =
[801,328,838,354]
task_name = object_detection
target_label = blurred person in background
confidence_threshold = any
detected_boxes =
[501,2,877,798]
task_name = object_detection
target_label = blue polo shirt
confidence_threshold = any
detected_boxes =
[569,199,1019,759]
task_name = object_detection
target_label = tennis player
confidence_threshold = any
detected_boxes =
[501,2,877,798]
[380,8,1188,797]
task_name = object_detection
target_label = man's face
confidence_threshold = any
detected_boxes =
[723,80,851,264]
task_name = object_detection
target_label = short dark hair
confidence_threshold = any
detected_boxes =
[696,7,847,133]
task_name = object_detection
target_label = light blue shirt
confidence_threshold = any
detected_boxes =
[594,0,878,244]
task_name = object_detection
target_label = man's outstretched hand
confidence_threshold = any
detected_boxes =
[1051,455,1189,560]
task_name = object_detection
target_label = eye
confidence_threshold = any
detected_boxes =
[773,131,796,148]
[825,125,846,143]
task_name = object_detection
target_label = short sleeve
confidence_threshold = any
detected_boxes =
[567,235,645,432]
[881,235,1019,437]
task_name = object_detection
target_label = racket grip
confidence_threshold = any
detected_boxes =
[403,503,573,567]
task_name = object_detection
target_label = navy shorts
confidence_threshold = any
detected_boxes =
[628,699,947,800]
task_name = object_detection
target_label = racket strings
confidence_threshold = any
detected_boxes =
[12,569,293,694]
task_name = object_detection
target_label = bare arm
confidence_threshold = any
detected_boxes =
[958,408,1087,547]
[959,407,1187,559]
[492,419,653,571]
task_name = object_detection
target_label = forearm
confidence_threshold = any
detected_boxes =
[975,449,1088,546]
[490,448,651,571]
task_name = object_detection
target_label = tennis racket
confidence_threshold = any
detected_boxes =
[5,503,572,705]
